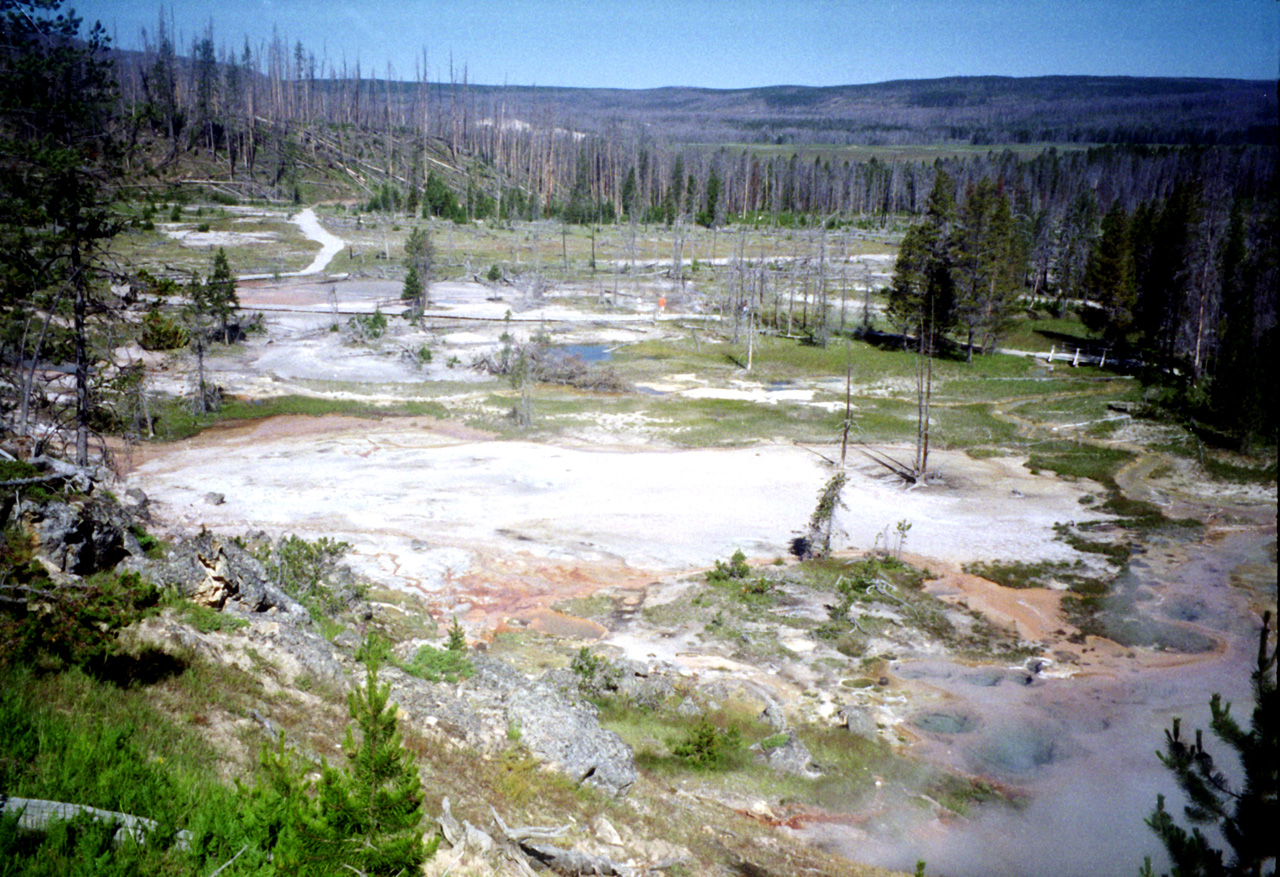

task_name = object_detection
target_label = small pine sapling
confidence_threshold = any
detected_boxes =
[297,660,436,875]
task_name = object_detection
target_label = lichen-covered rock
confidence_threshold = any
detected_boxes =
[143,531,307,619]
[839,704,878,738]
[131,612,347,688]
[760,702,787,730]
[506,680,637,796]
[613,659,677,709]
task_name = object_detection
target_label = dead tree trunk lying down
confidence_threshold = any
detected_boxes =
[0,796,191,850]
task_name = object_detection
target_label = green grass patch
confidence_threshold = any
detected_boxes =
[399,643,473,683]
[162,594,250,634]
[1024,441,1134,484]
[550,594,614,619]
[1052,522,1131,564]
[653,395,845,447]
[0,663,245,873]
[998,312,1101,353]
[1203,455,1278,485]
[599,700,764,778]
[933,403,1020,448]
[144,393,448,441]
[964,558,1086,590]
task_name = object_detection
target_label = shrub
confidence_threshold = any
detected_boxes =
[164,595,249,634]
[252,534,358,625]
[571,647,621,697]
[0,568,160,670]
[346,309,387,341]
[672,719,743,770]
[400,644,472,684]
[706,549,750,583]
[138,308,189,351]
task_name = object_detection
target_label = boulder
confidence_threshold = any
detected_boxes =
[613,659,676,709]
[131,612,346,688]
[758,732,822,777]
[506,680,637,796]
[25,496,142,575]
[760,702,787,730]
[838,704,878,737]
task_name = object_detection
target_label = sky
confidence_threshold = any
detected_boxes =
[78,0,1279,90]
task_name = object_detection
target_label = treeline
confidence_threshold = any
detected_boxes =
[885,169,1277,448]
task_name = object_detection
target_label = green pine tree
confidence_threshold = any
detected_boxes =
[0,0,124,463]
[401,264,423,304]
[887,171,957,355]
[402,226,433,313]
[1081,201,1137,346]
[193,247,240,342]
[297,661,434,876]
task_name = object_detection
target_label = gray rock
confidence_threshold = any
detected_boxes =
[121,488,151,520]
[675,697,703,718]
[203,492,225,506]
[761,732,822,777]
[506,681,636,796]
[838,705,878,737]
[388,657,637,797]
[760,702,787,730]
[614,661,676,709]
[24,496,141,575]
[136,609,346,687]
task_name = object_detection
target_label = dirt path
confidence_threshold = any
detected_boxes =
[236,208,345,280]
[289,208,345,275]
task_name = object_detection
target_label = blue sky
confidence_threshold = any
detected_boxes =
[80,0,1278,89]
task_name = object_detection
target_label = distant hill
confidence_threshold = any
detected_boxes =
[444,75,1276,146]
[110,42,1274,149]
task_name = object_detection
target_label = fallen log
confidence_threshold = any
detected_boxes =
[0,796,191,849]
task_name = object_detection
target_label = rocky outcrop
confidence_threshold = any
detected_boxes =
[387,657,638,797]
[507,680,636,796]
[131,610,348,690]
[436,798,690,877]
[24,496,144,575]
[137,530,308,619]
